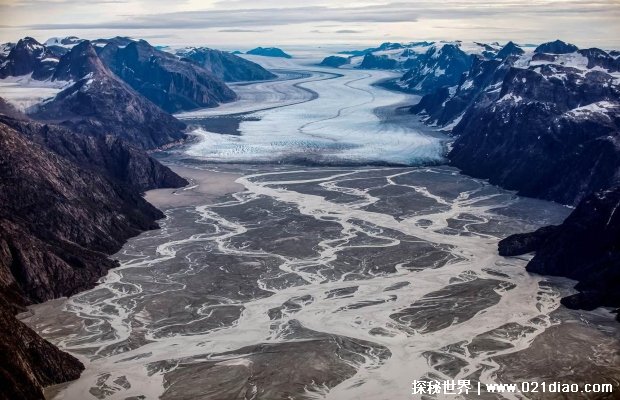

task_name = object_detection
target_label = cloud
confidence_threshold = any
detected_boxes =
[218,28,271,32]
[20,1,620,31]
[335,29,366,34]
[1,0,619,48]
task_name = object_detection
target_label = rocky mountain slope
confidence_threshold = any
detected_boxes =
[499,186,620,320]
[412,40,620,205]
[0,297,84,400]
[400,43,476,92]
[409,39,620,316]
[30,40,187,149]
[177,47,276,82]
[0,37,60,80]
[0,106,187,397]
[98,39,237,112]
[0,115,186,192]
[0,36,284,147]
[0,119,174,303]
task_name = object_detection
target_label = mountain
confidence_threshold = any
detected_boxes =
[407,39,620,318]
[0,37,59,80]
[177,47,276,82]
[499,186,620,319]
[534,39,579,54]
[359,53,398,69]
[0,297,84,400]
[246,47,292,58]
[326,41,501,77]
[31,40,187,149]
[1,115,187,192]
[98,39,237,112]
[0,118,180,304]
[410,44,517,126]
[401,43,473,93]
[495,41,524,60]
[411,41,620,205]
[449,49,620,206]
[0,113,188,399]
[319,55,350,68]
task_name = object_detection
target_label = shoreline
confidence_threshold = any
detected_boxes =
[144,164,245,210]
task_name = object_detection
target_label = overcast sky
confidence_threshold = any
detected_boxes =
[1,0,619,49]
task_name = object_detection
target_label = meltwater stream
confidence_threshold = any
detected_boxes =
[26,165,587,400]
[23,55,620,400]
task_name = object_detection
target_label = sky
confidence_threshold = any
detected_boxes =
[0,0,619,50]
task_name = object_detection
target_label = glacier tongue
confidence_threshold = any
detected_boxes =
[181,59,446,166]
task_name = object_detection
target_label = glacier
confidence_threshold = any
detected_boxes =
[178,54,447,166]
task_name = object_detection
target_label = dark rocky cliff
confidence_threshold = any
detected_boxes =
[449,58,620,206]
[0,297,84,400]
[499,186,620,319]
[178,47,276,82]
[0,115,186,192]
[0,120,168,302]
[99,40,237,113]
[0,113,187,397]
[32,41,187,149]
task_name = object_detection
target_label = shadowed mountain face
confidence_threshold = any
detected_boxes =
[0,297,84,400]
[410,40,620,206]
[99,40,237,113]
[0,110,187,399]
[0,37,59,80]
[0,115,187,192]
[177,47,276,82]
[0,119,170,303]
[31,41,187,149]
[499,186,620,319]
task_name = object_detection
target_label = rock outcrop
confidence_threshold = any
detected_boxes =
[0,297,84,400]
[499,187,620,319]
